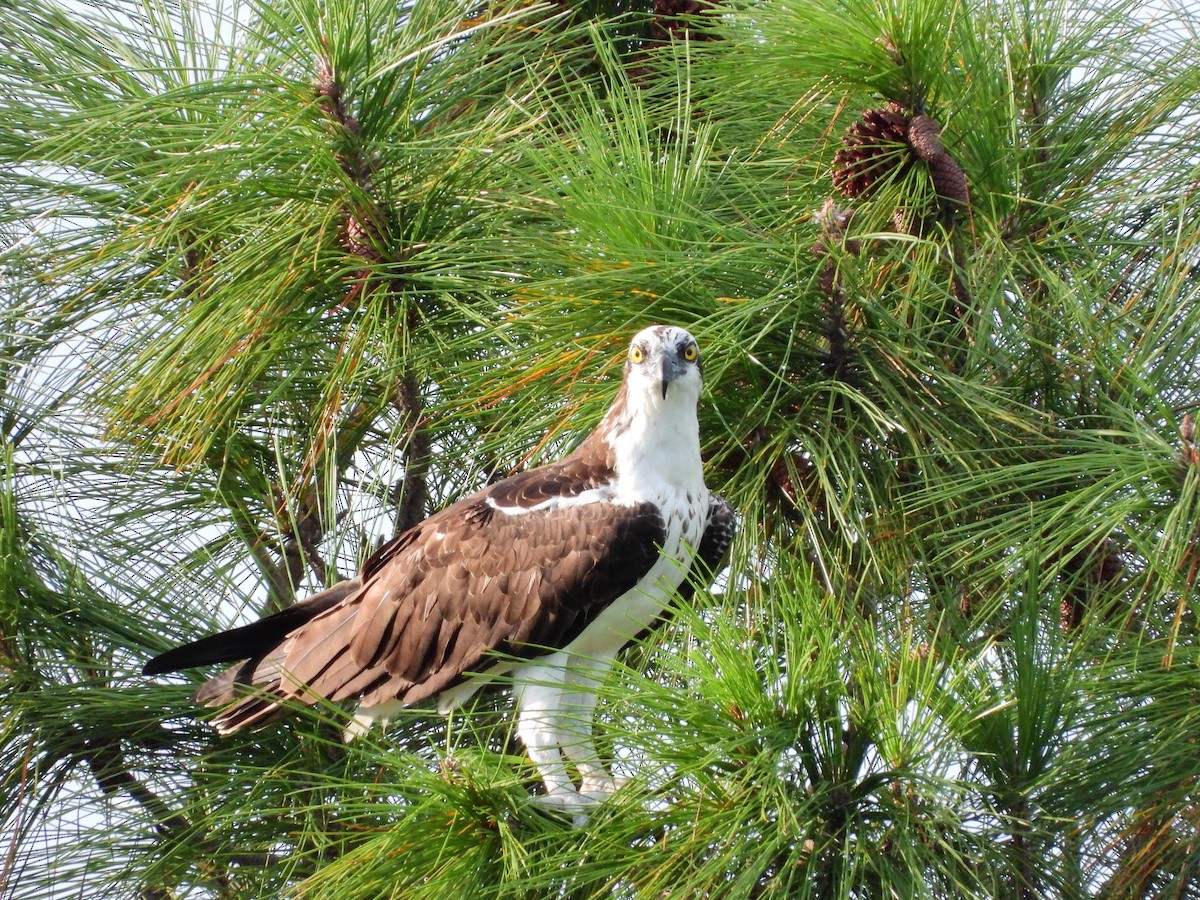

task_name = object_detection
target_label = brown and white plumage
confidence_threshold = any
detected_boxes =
[144,324,735,811]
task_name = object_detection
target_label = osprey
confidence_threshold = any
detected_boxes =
[144,325,734,812]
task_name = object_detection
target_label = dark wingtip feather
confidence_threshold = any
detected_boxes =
[142,649,185,677]
[141,636,221,676]
[141,627,259,675]
[141,578,362,677]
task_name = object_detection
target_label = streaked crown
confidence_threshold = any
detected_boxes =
[624,325,702,403]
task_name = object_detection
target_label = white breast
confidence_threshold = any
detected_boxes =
[564,369,709,656]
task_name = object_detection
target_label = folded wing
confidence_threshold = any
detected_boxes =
[145,487,667,732]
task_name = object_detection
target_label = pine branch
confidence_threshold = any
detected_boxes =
[392,367,432,535]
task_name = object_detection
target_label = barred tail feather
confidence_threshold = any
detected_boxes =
[193,651,293,733]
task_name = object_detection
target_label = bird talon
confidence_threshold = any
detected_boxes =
[533,790,601,827]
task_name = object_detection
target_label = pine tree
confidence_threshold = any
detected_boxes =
[2,0,1199,896]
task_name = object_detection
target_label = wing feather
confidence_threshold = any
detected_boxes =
[194,492,666,727]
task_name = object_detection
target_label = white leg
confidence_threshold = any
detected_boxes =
[559,654,617,799]
[514,654,577,805]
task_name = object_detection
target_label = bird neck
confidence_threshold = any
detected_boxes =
[590,382,705,500]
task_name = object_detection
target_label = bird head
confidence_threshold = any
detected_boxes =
[623,325,703,407]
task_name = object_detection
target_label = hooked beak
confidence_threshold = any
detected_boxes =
[660,356,681,399]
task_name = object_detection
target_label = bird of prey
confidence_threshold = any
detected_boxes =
[144,324,734,812]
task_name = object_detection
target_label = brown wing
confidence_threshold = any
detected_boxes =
[281,497,665,709]
[192,492,665,731]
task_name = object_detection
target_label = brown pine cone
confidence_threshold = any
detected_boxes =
[908,115,970,209]
[832,107,913,199]
[648,0,722,42]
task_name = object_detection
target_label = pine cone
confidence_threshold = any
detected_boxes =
[1180,414,1197,468]
[1058,540,1125,631]
[908,114,970,209]
[832,106,912,199]
[648,0,722,43]
[342,213,379,261]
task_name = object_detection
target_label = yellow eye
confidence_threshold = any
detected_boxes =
[683,344,698,361]
[630,346,644,363]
